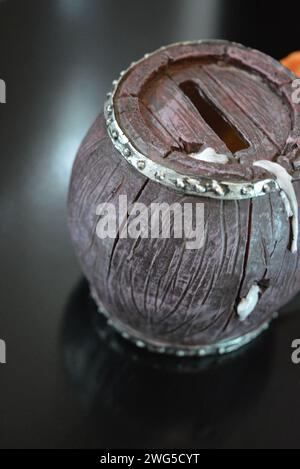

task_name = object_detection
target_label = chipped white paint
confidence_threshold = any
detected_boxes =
[254,160,298,253]
[189,147,229,164]
[280,190,293,217]
[237,284,261,321]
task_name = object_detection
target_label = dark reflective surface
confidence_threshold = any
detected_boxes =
[1,0,300,449]
[62,280,276,449]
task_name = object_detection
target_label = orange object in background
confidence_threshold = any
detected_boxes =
[281,51,300,77]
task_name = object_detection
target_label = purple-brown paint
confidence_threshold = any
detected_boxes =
[68,41,300,353]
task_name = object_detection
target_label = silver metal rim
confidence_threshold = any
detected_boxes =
[104,40,280,201]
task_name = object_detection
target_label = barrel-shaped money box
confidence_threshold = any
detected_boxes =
[68,40,300,356]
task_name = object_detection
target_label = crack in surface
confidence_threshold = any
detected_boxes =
[108,179,149,277]
[221,198,253,333]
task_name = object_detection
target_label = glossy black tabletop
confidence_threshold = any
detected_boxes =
[1,0,300,449]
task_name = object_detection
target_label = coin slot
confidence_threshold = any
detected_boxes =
[180,81,250,154]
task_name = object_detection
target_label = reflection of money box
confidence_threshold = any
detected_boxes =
[68,41,300,356]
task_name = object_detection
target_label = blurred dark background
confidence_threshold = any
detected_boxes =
[1,0,300,449]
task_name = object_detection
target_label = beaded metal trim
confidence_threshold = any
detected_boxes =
[91,288,275,357]
[104,41,280,201]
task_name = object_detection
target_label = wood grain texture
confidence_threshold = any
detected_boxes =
[68,41,300,350]
[116,40,298,182]
[69,114,300,349]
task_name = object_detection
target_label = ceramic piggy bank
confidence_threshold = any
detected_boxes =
[68,41,300,356]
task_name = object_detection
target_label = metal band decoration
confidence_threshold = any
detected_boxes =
[104,42,281,201]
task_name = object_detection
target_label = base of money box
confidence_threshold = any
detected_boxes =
[91,288,275,358]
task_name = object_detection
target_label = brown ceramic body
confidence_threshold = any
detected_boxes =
[68,41,300,354]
